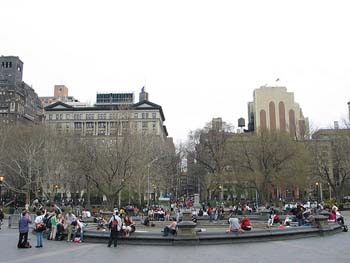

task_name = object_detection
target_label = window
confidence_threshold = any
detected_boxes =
[86,113,94,120]
[98,113,106,119]
[142,121,148,129]
[10,102,15,112]
[74,122,82,129]
[142,112,149,119]
[74,114,82,120]
[49,114,52,120]
[86,122,94,128]
[152,113,156,118]
[66,114,70,120]
[98,122,106,128]
[152,121,156,130]
[134,113,138,118]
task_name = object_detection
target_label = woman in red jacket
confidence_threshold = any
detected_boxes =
[240,215,252,231]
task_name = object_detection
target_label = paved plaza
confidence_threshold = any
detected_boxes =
[0,212,349,263]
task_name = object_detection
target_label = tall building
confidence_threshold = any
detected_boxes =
[54,85,68,97]
[40,85,86,107]
[44,88,169,141]
[248,85,308,139]
[0,56,43,124]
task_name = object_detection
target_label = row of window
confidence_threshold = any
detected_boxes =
[70,121,157,130]
[0,61,21,72]
[48,112,157,120]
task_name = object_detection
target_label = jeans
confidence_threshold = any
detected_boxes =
[36,231,43,247]
[73,228,83,242]
[108,229,119,247]
[163,226,176,236]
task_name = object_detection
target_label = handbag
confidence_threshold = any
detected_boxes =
[36,222,46,232]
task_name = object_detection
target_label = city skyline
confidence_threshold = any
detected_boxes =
[2,1,350,143]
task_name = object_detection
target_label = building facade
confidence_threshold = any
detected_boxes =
[44,88,169,141]
[40,85,86,107]
[248,86,308,139]
[0,56,43,124]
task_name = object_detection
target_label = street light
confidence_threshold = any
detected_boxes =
[0,176,4,204]
[147,157,160,207]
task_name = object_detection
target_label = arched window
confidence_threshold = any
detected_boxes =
[260,110,267,129]
[269,101,276,130]
[279,102,286,131]
[289,110,296,136]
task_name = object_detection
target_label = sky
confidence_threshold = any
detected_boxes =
[2,0,350,144]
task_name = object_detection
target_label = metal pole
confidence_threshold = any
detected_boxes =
[320,183,323,202]
[147,165,150,207]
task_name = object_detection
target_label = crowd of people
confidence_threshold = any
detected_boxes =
[9,198,348,249]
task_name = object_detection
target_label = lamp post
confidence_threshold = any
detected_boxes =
[0,176,4,205]
[54,184,59,202]
[147,157,160,207]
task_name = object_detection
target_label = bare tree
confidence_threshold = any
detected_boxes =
[310,129,350,203]
[232,129,310,203]
[0,125,46,205]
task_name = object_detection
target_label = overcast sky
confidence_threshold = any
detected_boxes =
[2,0,350,144]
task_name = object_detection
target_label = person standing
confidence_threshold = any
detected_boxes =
[107,210,122,247]
[34,210,46,248]
[18,210,32,248]
[49,212,57,240]
[65,210,77,242]
[0,207,4,230]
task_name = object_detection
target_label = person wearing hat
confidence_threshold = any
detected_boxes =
[107,209,122,247]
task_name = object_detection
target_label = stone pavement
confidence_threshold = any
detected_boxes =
[0,212,349,263]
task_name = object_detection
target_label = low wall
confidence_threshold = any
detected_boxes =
[83,223,343,246]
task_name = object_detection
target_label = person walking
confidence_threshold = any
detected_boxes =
[65,210,77,242]
[107,209,122,247]
[18,209,32,248]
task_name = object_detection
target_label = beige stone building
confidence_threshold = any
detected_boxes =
[248,86,309,139]
[44,88,169,142]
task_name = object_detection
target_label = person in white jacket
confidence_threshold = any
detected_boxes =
[107,210,122,248]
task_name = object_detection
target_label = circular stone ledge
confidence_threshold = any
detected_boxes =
[83,223,343,246]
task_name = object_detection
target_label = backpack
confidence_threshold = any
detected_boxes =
[109,216,118,231]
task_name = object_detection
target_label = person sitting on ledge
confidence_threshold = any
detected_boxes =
[122,215,135,237]
[226,214,243,233]
[328,208,336,222]
[162,218,177,237]
[240,215,252,231]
